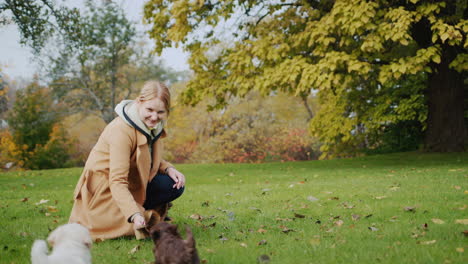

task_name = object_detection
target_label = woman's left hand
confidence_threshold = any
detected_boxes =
[167,167,185,189]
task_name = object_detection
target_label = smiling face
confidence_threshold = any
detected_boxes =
[137,97,168,128]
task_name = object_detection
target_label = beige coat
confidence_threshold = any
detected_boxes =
[69,117,172,240]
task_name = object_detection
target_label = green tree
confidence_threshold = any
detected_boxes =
[0,68,8,119]
[48,1,180,123]
[143,0,467,156]
[4,80,77,169]
[0,0,81,53]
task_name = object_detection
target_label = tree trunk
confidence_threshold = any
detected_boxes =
[424,45,467,152]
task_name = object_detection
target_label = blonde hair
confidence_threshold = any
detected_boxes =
[137,80,171,114]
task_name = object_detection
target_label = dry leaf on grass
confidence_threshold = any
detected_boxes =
[419,240,436,245]
[129,245,140,254]
[280,226,294,233]
[47,206,58,212]
[294,213,306,219]
[456,248,464,253]
[404,206,416,212]
[257,254,271,263]
[455,219,468,225]
[431,218,445,224]
[35,199,49,205]
[258,240,267,246]
[190,214,203,220]
[334,220,344,227]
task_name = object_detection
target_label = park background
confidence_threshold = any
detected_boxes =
[0,0,466,263]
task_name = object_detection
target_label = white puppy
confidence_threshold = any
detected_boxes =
[31,223,92,264]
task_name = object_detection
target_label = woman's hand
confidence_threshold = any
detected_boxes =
[132,213,146,229]
[166,167,185,189]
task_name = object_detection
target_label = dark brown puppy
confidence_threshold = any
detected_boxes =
[150,222,200,264]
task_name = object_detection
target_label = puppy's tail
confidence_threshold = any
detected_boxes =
[31,240,49,264]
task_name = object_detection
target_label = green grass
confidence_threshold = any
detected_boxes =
[1,152,467,264]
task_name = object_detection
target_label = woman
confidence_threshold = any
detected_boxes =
[69,80,185,240]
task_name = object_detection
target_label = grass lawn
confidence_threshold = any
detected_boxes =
[0,151,467,263]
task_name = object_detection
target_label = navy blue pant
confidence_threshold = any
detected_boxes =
[143,173,185,210]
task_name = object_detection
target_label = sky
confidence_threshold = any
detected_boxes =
[0,0,189,80]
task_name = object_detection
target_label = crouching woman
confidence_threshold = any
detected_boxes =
[69,80,185,241]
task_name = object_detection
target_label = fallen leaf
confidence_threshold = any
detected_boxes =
[19,232,28,237]
[404,206,416,212]
[389,186,400,191]
[275,217,293,222]
[227,211,235,221]
[21,184,27,189]
[352,214,361,221]
[20,197,28,202]
[455,219,468,225]
[240,243,247,248]
[190,214,203,220]
[456,247,464,253]
[257,228,267,233]
[368,226,378,231]
[375,196,387,200]
[307,196,319,202]
[35,199,49,205]
[419,240,436,245]
[47,206,58,212]
[463,230,468,237]
[294,213,306,219]
[257,254,270,263]
[330,197,340,200]
[454,186,461,190]
[201,259,208,263]
[334,220,344,227]
[258,240,267,246]
[431,218,445,224]
[248,207,262,212]
[280,226,294,233]
[129,245,140,254]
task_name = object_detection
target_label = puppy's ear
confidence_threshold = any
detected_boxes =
[150,226,160,242]
[83,232,93,249]
[168,224,178,235]
[47,226,62,247]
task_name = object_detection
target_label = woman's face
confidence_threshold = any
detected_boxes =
[137,97,168,128]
